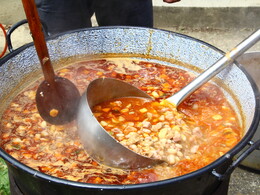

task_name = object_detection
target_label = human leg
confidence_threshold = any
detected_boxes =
[35,0,94,34]
[94,0,153,27]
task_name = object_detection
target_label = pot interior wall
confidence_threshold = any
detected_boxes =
[0,27,257,137]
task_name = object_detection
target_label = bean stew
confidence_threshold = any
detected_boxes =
[0,58,241,184]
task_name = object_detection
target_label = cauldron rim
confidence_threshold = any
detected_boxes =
[0,26,259,190]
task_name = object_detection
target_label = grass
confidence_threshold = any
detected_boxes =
[0,158,10,195]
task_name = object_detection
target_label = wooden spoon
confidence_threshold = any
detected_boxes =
[21,0,81,125]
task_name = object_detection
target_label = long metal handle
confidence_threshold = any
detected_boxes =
[167,29,260,106]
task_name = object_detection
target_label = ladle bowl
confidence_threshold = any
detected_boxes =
[77,78,164,169]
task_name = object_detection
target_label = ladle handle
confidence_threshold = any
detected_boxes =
[167,29,260,106]
[21,0,55,83]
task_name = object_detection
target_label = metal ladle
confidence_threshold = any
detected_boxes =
[77,29,260,169]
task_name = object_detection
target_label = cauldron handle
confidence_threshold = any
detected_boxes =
[0,23,7,58]
[6,19,48,52]
[212,139,260,181]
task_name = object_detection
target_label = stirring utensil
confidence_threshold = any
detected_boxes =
[21,0,81,125]
[78,79,164,169]
[78,29,260,169]
[168,29,260,107]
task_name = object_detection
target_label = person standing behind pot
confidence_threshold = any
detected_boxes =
[35,0,181,35]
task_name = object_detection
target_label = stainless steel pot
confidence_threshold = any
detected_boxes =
[0,27,259,195]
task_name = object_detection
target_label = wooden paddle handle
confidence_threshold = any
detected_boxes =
[21,0,55,83]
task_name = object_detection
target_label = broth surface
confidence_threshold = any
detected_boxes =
[0,58,241,184]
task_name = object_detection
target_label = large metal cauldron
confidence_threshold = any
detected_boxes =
[0,27,259,195]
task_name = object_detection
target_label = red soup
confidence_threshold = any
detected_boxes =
[0,58,241,184]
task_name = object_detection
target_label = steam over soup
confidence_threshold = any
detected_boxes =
[0,58,241,184]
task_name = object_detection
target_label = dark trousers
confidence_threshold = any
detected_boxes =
[35,0,153,34]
